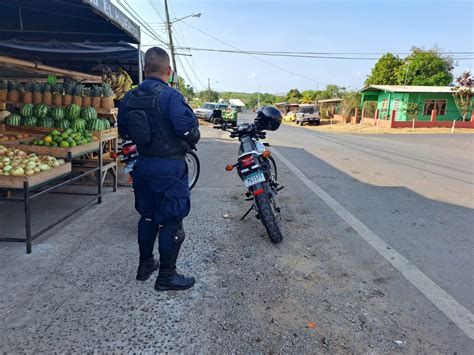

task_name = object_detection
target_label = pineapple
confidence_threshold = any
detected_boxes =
[73,83,84,106]
[7,81,20,103]
[82,87,91,108]
[91,85,102,109]
[101,83,115,109]
[0,80,7,102]
[63,82,74,106]
[52,84,63,106]
[33,83,43,104]
[22,82,34,104]
[42,83,52,105]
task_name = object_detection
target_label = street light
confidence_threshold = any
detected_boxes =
[164,0,201,87]
[171,12,201,24]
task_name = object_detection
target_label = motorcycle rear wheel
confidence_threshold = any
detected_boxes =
[186,151,200,190]
[255,191,283,244]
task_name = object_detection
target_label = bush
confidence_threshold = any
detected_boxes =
[341,92,361,119]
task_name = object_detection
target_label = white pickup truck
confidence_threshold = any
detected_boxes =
[295,105,321,126]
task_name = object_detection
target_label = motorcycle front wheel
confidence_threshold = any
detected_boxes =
[186,151,200,190]
[255,190,283,244]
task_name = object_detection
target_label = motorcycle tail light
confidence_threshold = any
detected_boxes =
[262,151,271,158]
[240,155,254,168]
[122,144,137,155]
[110,152,118,159]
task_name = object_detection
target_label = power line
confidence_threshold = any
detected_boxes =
[117,0,168,46]
[166,1,208,90]
[175,46,474,61]
[179,20,327,86]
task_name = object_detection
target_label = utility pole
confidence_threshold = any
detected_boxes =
[164,0,177,79]
[208,78,211,101]
[257,84,260,108]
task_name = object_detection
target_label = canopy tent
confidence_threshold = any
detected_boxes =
[0,40,142,83]
[0,0,143,82]
[0,0,140,43]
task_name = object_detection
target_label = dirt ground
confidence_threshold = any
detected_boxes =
[283,120,474,135]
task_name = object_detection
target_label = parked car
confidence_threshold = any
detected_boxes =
[283,111,296,122]
[295,105,320,126]
[194,102,226,123]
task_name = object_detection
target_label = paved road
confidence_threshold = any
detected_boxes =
[0,120,473,353]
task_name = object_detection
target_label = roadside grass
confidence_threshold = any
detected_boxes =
[282,120,474,135]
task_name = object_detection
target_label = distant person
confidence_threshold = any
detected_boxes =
[118,47,200,291]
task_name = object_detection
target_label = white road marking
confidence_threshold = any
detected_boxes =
[271,147,474,340]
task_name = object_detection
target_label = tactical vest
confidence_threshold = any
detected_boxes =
[125,82,187,159]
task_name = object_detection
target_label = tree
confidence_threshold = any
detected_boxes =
[397,47,453,86]
[365,53,403,85]
[178,77,194,101]
[316,85,345,101]
[300,90,317,104]
[286,88,301,103]
[452,71,473,121]
[198,89,219,102]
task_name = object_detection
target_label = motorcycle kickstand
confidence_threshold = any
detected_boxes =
[240,205,254,221]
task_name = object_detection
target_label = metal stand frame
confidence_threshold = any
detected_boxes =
[0,149,103,254]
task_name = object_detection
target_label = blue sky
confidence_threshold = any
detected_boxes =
[121,0,474,93]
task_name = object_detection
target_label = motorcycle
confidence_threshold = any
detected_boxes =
[214,121,284,243]
[114,141,200,190]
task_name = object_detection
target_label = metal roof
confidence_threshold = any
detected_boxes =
[361,85,461,93]
[318,98,342,103]
[229,99,245,107]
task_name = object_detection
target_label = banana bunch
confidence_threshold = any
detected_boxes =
[102,68,133,100]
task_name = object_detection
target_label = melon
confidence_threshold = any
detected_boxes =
[37,117,55,128]
[51,106,66,120]
[20,103,34,117]
[34,103,49,119]
[81,107,98,120]
[23,116,38,127]
[66,104,81,120]
[71,118,86,131]
[5,113,22,126]
[55,119,70,130]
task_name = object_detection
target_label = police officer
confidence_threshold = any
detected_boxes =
[118,47,200,291]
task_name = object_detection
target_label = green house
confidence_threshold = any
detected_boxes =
[360,85,471,121]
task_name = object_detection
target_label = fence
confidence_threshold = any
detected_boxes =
[359,109,474,129]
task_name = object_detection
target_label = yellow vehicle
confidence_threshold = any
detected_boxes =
[283,111,296,122]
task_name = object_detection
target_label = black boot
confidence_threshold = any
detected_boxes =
[154,270,195,291]
[154,228,195,291]
[136,256,159,281]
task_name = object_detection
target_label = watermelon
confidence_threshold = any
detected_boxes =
[20,104,34,117]
[37,117,55,128]
[5,113,22,126]
[66,104,81,120]
[51,106,65,120]
[34,103,49,119]
[23,116,38,127]
[81,107,97,120]
[101,118,111,130]
[71,118,86,131]
[55,119,70,130]
[87,118,104,131]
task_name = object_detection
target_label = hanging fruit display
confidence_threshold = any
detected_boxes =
[102,68,133,101]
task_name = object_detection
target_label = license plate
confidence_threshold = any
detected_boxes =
[244,171,265,187]
[124,161,136,174]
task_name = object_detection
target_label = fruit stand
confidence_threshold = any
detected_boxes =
[0,144,102,254]
[0,0,141,253]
